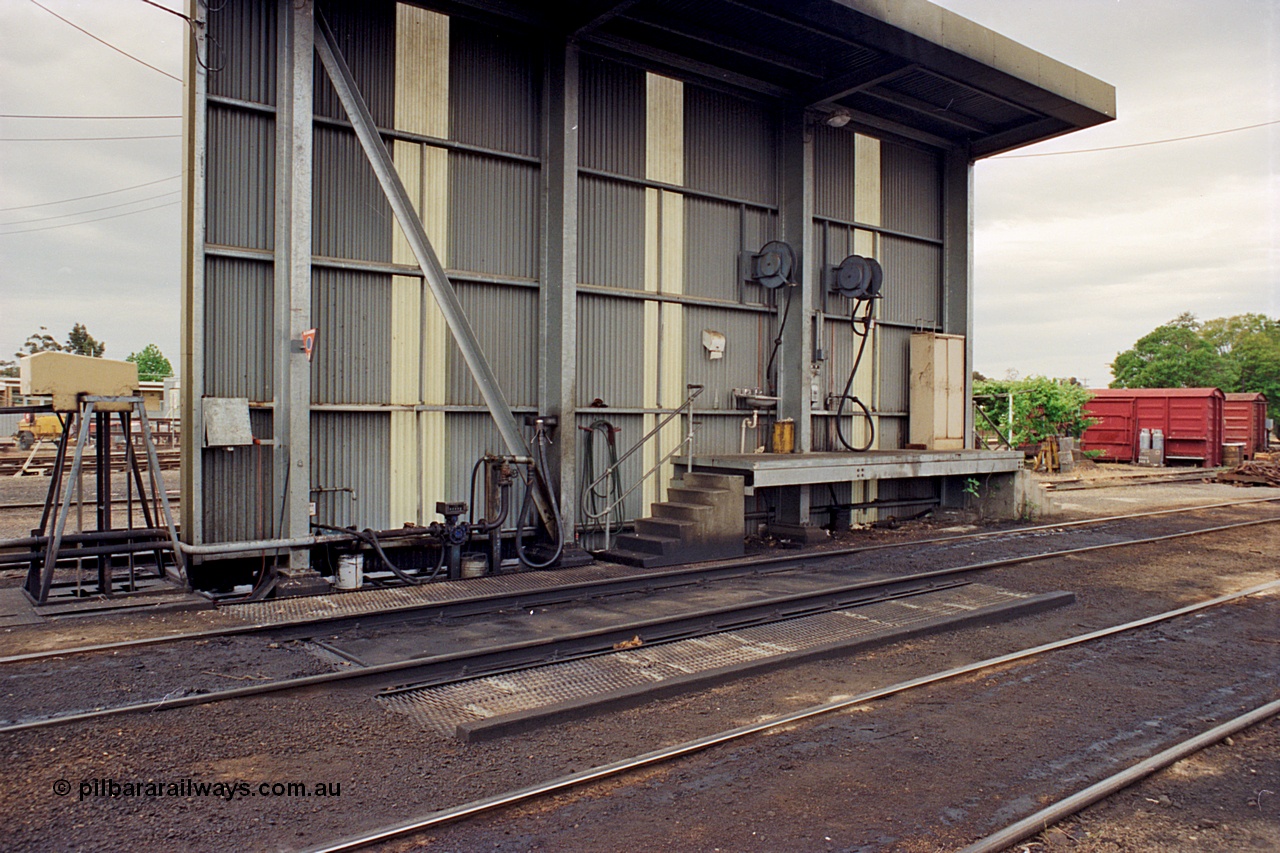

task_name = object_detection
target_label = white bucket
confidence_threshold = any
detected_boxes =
[335,554,363,590]
[460,554,487,579]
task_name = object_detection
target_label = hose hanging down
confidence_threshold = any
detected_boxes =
[834,297,876,453]
[516,418,565,569]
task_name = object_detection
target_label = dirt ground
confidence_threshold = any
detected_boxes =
[0,468,1277,852]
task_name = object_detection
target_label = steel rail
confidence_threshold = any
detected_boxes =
[959,697,1280,853]
[2,502,1280,666]
[305,578,1280,853]
[2,515,1278,734]
[3,496,1276,666]
[0,579,966,734]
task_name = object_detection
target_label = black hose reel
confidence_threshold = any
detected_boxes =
[741,240,796,290]
[828,254,883,300]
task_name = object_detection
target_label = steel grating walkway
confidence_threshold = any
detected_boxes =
[378,583,1044,738]
[220,563,649,626]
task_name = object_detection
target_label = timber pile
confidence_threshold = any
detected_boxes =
[1217,460,1280,487]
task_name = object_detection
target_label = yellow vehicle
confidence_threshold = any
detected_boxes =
[15,413,63,450]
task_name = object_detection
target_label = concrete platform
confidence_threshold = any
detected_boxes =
[677,449,1023,489]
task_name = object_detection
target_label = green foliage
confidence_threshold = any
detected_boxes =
[65,323,105,358]
[1111,313,1280,421]
[126,344,174,382]
[0,359,17,378]
[1110,313,1236,390]
[974,376,1095,447]
[15,324,106,359]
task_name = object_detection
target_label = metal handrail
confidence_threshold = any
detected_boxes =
[581,385,703,550]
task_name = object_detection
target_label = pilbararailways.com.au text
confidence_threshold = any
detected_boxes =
[57,778,342,802]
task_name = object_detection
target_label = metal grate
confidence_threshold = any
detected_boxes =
[221,562,648,626]
[379,583,1032,736]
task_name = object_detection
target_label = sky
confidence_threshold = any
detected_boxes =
[0,0,1276,389]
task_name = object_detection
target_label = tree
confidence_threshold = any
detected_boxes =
[65,323,105,357]
[1111,312,1280,421]
[0,360,17,378]
[974,376,1095,447]
[1110,314,1237,390]
[14,324,106,360]
[15,326,65,358]
[126,344,174,382]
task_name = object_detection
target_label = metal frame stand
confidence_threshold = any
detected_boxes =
[24,396,185,605]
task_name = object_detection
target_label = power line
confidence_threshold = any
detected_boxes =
[0,134,181,141]
[0,174,180,212]
[27,0,182,83]
[0,113,180,120]
[997,118,1280,159]
[0,199,180,236]
[1,190,180,226]
[136,0,191,22]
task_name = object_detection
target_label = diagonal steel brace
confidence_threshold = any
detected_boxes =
[313,12,554,530]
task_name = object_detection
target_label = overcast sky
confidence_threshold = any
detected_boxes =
[0,1,1276,389]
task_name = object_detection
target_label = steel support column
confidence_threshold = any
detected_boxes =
[772,106,818,534]
[275,0,317,577]
[179,0,208,545]
[941,146,974,446]
[540,40,580,528]
[941,145,975,508]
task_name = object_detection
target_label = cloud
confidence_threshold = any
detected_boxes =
[938,0,1279,386]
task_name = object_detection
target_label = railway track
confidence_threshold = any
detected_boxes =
[7,495,1279,655]
[0,449,180,478]
[2,499,1278,737]
[307,579,1280,853]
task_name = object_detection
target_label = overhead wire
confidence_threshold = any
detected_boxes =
[0,174,180,212]
[995,117,1280,159]
[27,0,182,82]
[0,199,179,236]
[1,190,180,226]
[0,113,180,120]
[0,134,181,141]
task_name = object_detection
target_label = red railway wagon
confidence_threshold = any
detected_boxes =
[1224,392,1269,458]
[1084,388,1225,468]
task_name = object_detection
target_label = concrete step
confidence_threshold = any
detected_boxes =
[679,472,743,492]
[635,516,697,539]
[652,501,713,523]
[613,531,681,556]
[597,547,668,568]
[666,485,728,506]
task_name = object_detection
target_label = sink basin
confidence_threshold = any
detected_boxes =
[732,388,779,409]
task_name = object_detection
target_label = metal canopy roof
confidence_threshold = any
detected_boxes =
[423,0,1115,157]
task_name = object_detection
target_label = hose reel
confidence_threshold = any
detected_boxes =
[828,254,883,300]
[741,240,796,289]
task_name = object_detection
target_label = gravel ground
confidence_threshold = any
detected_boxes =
[0,470,1277,851]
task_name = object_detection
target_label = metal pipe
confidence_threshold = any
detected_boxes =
[959,697,1280,853]
[740,409,760,454]
[178,532,356,556]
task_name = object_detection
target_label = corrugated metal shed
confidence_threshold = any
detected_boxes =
[184,0,1115,577]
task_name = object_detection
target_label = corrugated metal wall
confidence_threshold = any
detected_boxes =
[310,412,390,530]
[811,129,945,453]
[200,4,956,544]
[203,257,273,401]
